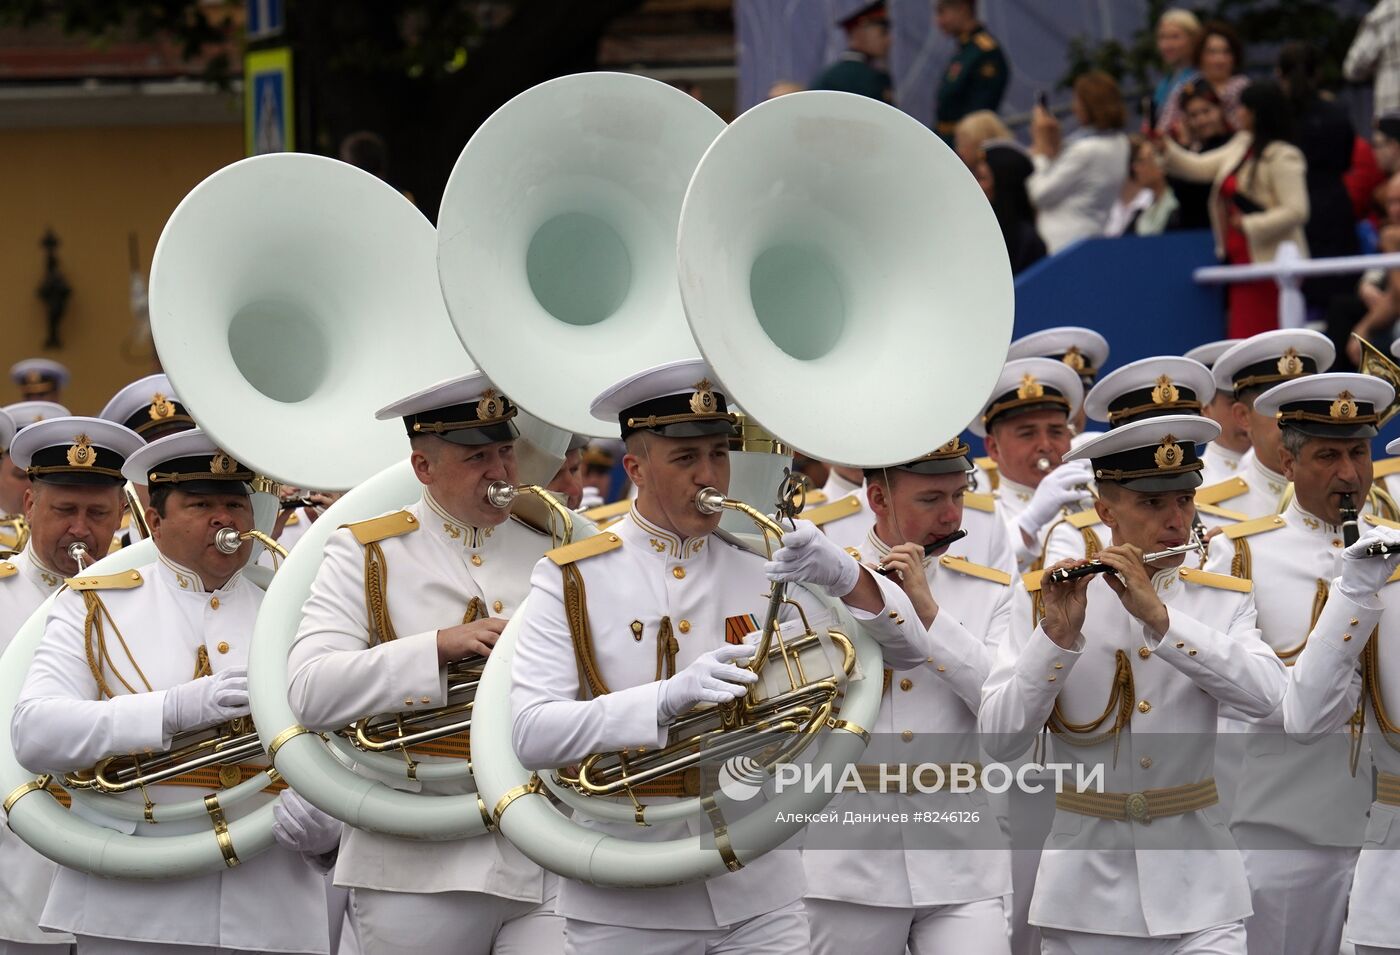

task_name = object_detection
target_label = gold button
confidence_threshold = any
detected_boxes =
[1188,649,1198,656]
[216,641,230,654]
[493,600,504,613]
[1344,633,1353,642]
[900,730,913,742]
[678,620,691,634]
[210,597,220,610]
[420,696,431,704]
[406,515,416,523]
[899,678,913,691]
[1140,756,1152,769]
[1175,642,1185,649]
[1351,618,1360,626]
[1332,539,1343,548]
[1048,675,1056,682]
[936,665,946,672]
[889,611,899,619]
[1054,662,1063,669]
[403,699,414,707]
[471,554,483,566]
[1138,647,1151,659]
[672,567,685,580]
[1138,700,1151,714]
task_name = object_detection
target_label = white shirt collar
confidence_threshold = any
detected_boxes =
[865,528,934,571]
[620,504,709,562]
[1248,454,1289,494]
[154,550,243,595]
[423,490,501,551]
[1206,442,1247,471]
[999,475,1035,503]
[16,545,64,592]
[1287,498,1344,537]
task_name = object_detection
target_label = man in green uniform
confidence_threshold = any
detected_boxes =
[811,1,893,103]
[934,0,1009,141]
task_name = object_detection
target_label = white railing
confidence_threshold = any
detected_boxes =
[1193,242,1400,329]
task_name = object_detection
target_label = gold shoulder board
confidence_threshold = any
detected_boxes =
[844,546,863,560]
[805,494,862,527]
[1388,565,1400,585]
[547,531,622,566]
[0,562,16,580]
[939,555,1010,585]
[1067,508,1102,530]
[1195,502,1247,522]
[1364,514,1400,531]
[1196,477,1248,505]
[67,570,144,591]
[1223,514,1286,540]
[974,456,997,473]
[1021,569,1044,593]
[285,511,301,526]
[1178,567,1252,592]
[1373,458,1400,479]
[963,491,996,513]
[974,31,998,51]
[803,489,829,507]
[344,511,420,545]
[580,499,631,522]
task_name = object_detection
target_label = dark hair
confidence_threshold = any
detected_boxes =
[338,131,389,180]
[1193,20,1243,73]
[1177,78,1224,113]
[1240,79,1295,157]
[1073,71,1126,130]
[982,143,1038,234]
[936,0,975,11]
[1276,41,1321,116]
[149,483,173,517]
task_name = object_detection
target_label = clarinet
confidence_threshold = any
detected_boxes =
[1340,493,1360,548]
[875,529,968,575]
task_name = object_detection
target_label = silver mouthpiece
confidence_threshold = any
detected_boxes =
[1035,457,1052,473]
[67,542,90,570]
[486,481,518,509]
[214,528,243,555]
[695,487,726,515]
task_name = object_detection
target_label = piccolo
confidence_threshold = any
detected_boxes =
[875,529,968,575]
[1045,538,1204,584]
[1365,541,1400,557]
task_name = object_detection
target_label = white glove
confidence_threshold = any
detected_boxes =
[658,644,758,721]
[161,666,248,736]
[764,520,861,598]
[272,789,342,856]
[1338,524,1400,602]
[1017,460,1093,541]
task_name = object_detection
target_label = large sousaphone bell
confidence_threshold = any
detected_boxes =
[470,90,1013,887]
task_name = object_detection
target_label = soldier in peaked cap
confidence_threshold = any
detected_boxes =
[0,409,24,555]
[12,428,337,955]
[287,372,566,955]
[0,417,141,955]
[9,358,69,403]
[3,401,70,430]
[971,358,1091,573]
[1005,326,1109,444]
[1208,328,1335,519]
[1203,372,1396,955]
[99,374,198,549]
[509,358,934,955]
[1185,340,1252,484]
[802,436,1013,954]
[811,1,893,103]
[982,414,1285,955]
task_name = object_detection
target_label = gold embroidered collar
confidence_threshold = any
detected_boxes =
[155,551,241,595]
[424,491,497,550]
[866,529,933,571]
[626,505,708,561]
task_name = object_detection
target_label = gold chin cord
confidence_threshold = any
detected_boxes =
[556,472,858,802]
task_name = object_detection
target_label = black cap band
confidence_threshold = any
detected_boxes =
[1276,393,1379,440]
[404,391,520,447]
[620,381,738,440]
[1106,381,1202,426]
[27,437,127,487]
[1231,350,1318,396]
[1090,434,1205,492]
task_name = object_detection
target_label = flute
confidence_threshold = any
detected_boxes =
[1365,541,1400,557]
[1045,537,1204,584]
[875,529,968,576]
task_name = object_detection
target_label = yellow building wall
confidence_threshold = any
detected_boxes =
[0,122,242,415]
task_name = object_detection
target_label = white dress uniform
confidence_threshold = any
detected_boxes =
[1200,443,1251,487]
[0,546,73,955]
[801,525,1013,954]
[13,553,331,954]
[287,494,561,954]
[980,416,1288,954]
[1201,371,1396,955]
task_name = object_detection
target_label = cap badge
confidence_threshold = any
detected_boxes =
[1016,374,1045,400]
[476,388,506,421]
[148,392,176,421]
[1277,348,1304,376]
[1151,375,1180,405]
[209,452,237,475]
[1062,347,1086,372]
[66,434,95,468]
[1330,391,1358,420]
[689,378,718,415]
[1154,435,1183,470]
[23,370,42,385]
[935,437,963,455]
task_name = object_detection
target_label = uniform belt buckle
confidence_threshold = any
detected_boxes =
[1124,791,1151,824]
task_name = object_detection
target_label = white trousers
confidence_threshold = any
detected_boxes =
[561,900,808,955]
[807,897,1008,955]
[1240,845,1357,955]
[350,888,561,955]
[1041,921,1247,955]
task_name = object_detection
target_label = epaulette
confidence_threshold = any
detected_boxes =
[844,546,863,560]
[974,456,999,491]
[804,494,862,527]
[580,499,631,522]
[1364,514,1400,531]
[963,492,995,513]
[1196,503,1247,522]
[938,555,1010,585]
[1388,565,1400,585]
[1223,514,1286,540]
[1021,569,1044,593]
[546,531,622,566]
[803,489,829,507]
[1374,457,1400,479]
[1067,508,1102,530]
[67,570,144,591]
[1197,477,1248,506]
[344,511,419,545]
[0,561,16,580]
[285,511,301,526]
[973,31,998,52]
[1178,567,1251,593]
